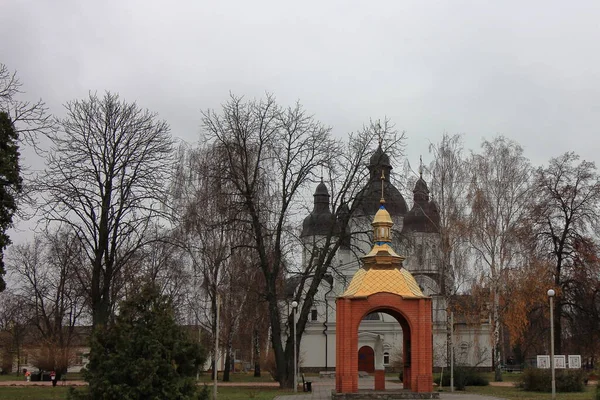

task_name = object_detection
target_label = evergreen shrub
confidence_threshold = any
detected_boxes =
[433,367,489,390]
[517,368,586,392]
[68,284,207,400]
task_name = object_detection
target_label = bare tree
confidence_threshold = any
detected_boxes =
[6,229,87,372]
[0,63,54,144]
[427,133,471,366]
[530,152,600,354]
[0,290,31,375]
[199,93,405,388]
[37,92,175,327]
[467,136,532,381]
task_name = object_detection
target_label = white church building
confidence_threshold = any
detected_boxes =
[293,146,492,372]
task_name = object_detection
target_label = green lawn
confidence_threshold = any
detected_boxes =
[0,383,597,400]
[0,386,287,400]
[464,384,596,400]
[0,386,69,400]
[197,372,277,383]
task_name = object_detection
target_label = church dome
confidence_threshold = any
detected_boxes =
[355,146,407,217]
[402,176,440,233]
[314,181,329,196]
[369,145,391,167]
[301,180,337,238]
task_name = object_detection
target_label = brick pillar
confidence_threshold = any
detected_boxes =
[414,298,433,393]
[336,299,357,393]
[374,369,385,390]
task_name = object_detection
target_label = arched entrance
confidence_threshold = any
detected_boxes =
[335,197,434,395]
[358,346,374,373]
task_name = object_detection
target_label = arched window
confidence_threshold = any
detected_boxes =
[383,352,390,365]
[363,312,380,321]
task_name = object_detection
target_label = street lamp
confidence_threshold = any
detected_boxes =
[548,289,556,400]
[291,300,298,393]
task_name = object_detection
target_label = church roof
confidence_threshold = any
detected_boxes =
[402,175,440,234]
[301,179,337,238]
[341,267,425,298]
[354,146,408,216]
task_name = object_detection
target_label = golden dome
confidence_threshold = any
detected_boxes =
[341,266,425,298]
[373,204,393,225]
[339,188,427,299]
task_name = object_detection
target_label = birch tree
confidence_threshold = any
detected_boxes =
[427,133,471,366]
[467,136,532,381]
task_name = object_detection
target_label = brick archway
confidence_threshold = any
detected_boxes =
[336,292,432,393]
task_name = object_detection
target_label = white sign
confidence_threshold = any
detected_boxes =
[568,355,581,369]
[537,355,550,369]
[554,355,566,369]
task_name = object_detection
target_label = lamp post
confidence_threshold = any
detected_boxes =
[291,300,298,393]
[548,289,556,400]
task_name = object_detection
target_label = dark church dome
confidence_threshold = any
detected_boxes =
[354,146,408,217]
[369,145,391,167]
[301,180,337,238]
[402,176,440,233]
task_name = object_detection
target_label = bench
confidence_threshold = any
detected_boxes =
[501,365,523,373]
[319,371,335,378]
[302,374,312,392]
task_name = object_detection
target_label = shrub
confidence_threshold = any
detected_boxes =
[433,367,488,390]
[517,368,586,392]
[69,284,207,400]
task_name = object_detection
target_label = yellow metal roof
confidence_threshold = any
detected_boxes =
[339,196,426,299]
[341,266,426,298]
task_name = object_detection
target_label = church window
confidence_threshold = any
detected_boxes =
[417,244,424,266]
[383,352,390,365]
[363,312,380,321]
[311,309,318,321]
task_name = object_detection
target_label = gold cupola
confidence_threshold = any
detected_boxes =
[341,171,426,299]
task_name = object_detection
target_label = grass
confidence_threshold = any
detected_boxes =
[196,372,277,383]
[464,383,596,399]
[0,386,70,400]
[0,385,286,400]
[210,387,289,399]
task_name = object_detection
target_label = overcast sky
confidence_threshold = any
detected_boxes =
[3,0,600,224]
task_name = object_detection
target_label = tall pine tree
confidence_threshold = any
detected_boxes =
[0,111,22,291]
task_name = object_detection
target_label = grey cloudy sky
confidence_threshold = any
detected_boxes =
[2,0,600,171]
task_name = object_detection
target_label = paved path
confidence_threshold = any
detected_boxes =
[274,377,506,400]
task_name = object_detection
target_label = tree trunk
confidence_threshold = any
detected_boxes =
[493,289,503,382]
[555,299,562,355]
[223,344,231,382]
[253,328,261,377]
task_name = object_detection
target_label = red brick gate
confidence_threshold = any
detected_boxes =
[334,198,434,394]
